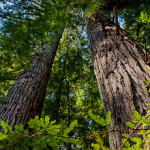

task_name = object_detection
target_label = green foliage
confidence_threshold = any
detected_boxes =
[145,80,150,87]
[126,122,135,128]
[140,11,150,23]
[42,20,107,149]
[121,110,150,150]
[88,111,111,149]
[1,121,13,134]
[91,137,109,150]
[0,116,78,150]
[64,120,78,136]
[85,0,106,16]
[145,80,150,93]
[89,110,111,126]
[0,0,74,100]
[1,0,150,149]
[122,1,150,49]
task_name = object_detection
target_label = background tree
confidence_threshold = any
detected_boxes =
[42,26,108,149]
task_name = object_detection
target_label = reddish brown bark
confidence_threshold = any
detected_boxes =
[86,13,150,149]
[0,34,62,131]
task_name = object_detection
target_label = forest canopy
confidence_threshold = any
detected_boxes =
[0,0,150,149]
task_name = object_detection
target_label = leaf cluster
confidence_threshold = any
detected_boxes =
[122,110,150,150]
[0,116,78,150]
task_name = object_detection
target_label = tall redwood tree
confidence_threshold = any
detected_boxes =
[0,0,72,132]
[0,32,63,131]
[87,13,150,149]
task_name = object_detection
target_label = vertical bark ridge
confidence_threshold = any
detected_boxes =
[86,14,150,149]
[0,33,63,131]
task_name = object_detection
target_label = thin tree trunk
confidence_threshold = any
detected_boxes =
[51,58,66,121]
[0,33,63,131]
[51,80,63,121]
[67,81,72,150]
[86,13,150,150]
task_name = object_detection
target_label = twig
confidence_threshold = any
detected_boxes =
[118,114,150,150]
[0,10,21,19]
[10,127,150,140]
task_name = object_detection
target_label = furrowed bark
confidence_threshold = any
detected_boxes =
[0,0,71,133]
[0,33,63,131]
[86,13,150,150]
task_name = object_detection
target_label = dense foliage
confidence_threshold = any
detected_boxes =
[0,0,150,149]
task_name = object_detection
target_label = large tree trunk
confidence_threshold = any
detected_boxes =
[0,33,63,131]
[86,13,150,150]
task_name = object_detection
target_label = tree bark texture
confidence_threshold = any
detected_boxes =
[0,34,62,131]
[86,14,150,150]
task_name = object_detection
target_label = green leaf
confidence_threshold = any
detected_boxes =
[64,120,78,135]
[130,137,141,143]
[122,132,129,138]
[50,120,56,126]
[45,116,50,127]
[133,111,141,122]
[14,124,29,135]
[106,111,111,125]
[91,143,100,150]
[146,103,150,106]
[1,121,13,134]
[88,110,106,126]
[0,133,8,140]
[126,122,135,128]
[145,80,150,87]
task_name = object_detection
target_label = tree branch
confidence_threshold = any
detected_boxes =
[7,127,150,141]
[113,0,120,35]
[118,114,150,150]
